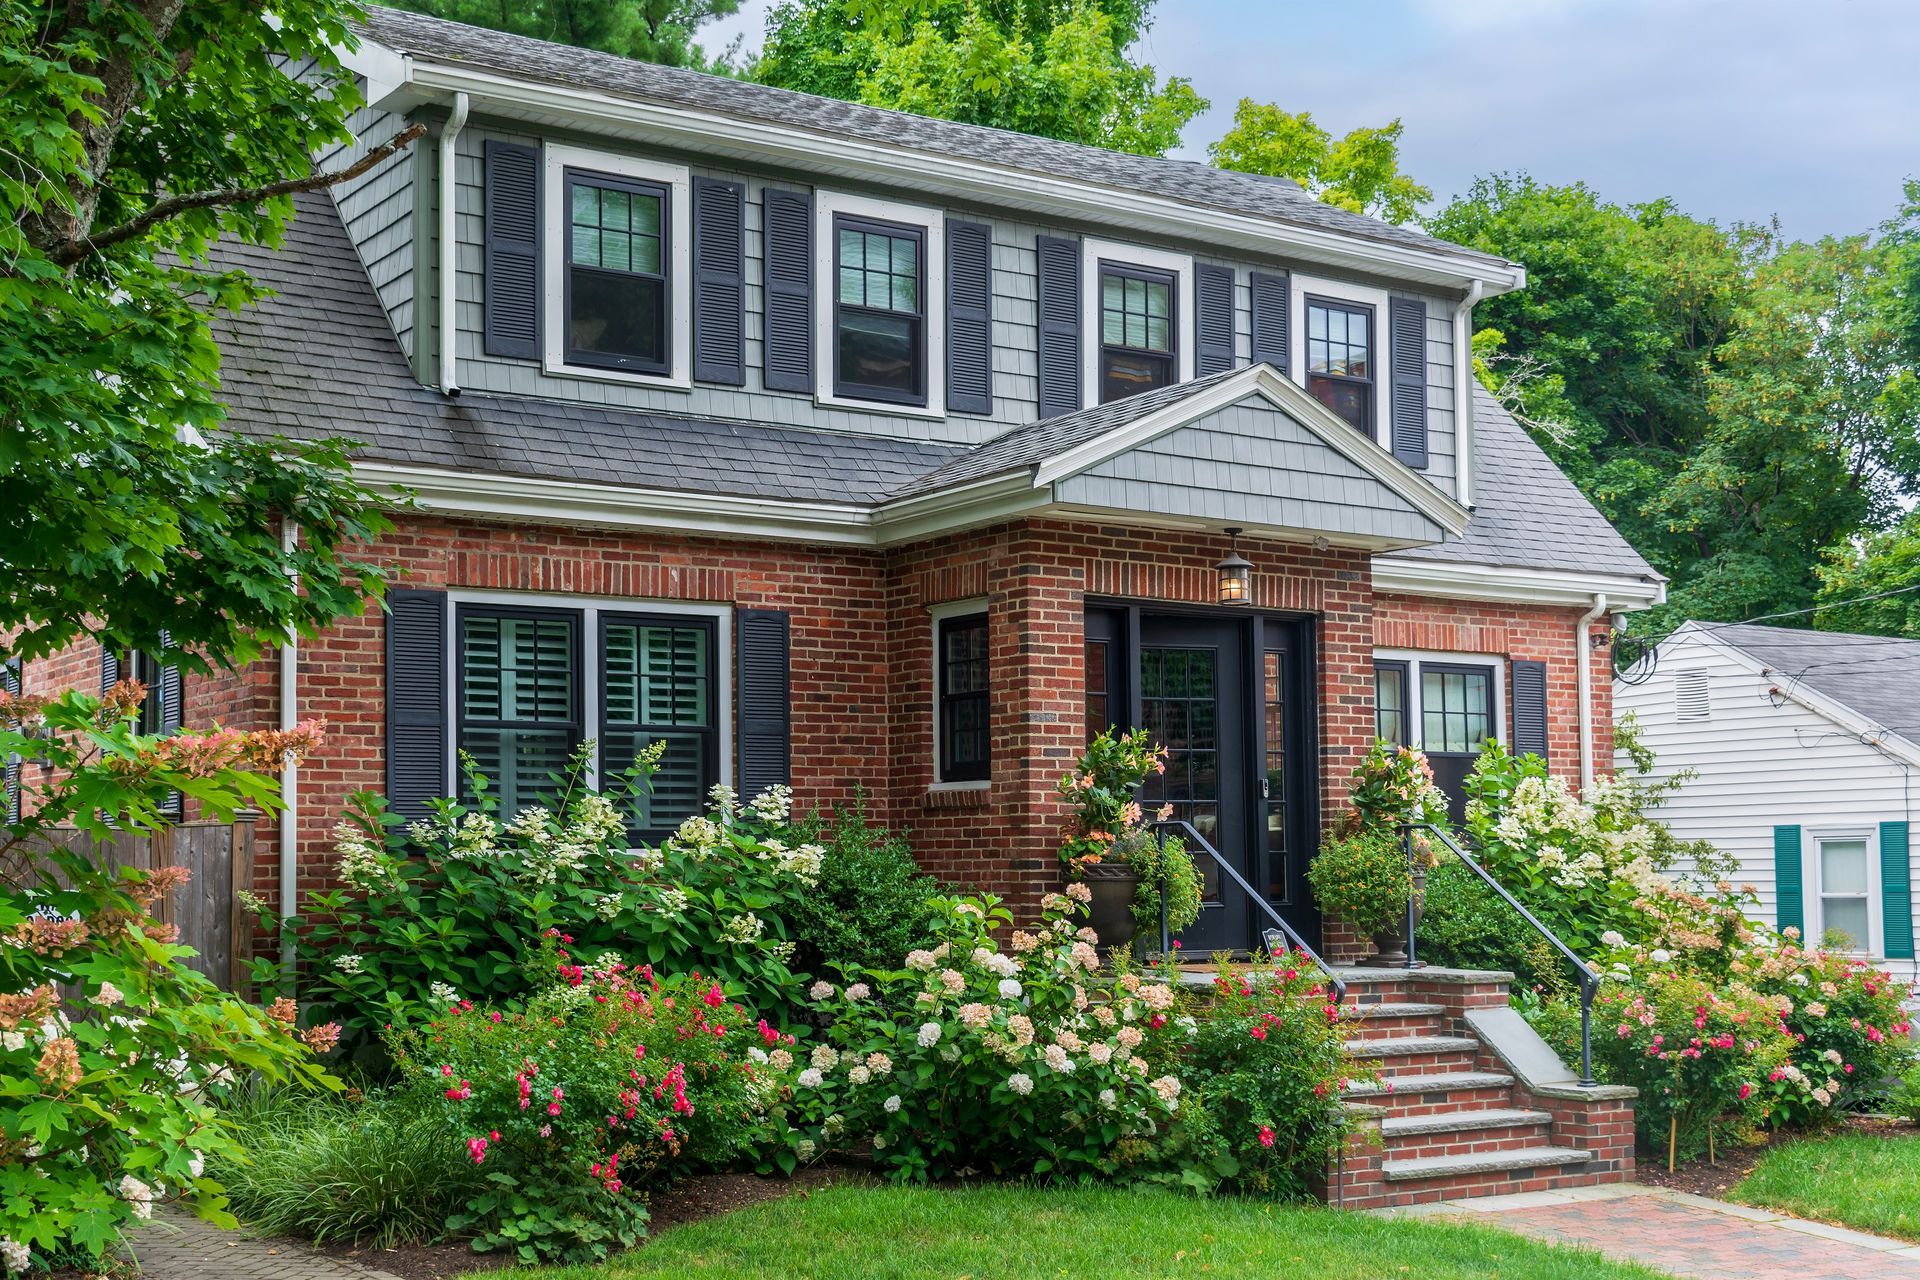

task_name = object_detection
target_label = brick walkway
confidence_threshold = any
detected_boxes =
[128,1210,404,1280]
[1386,1184,1920,1280]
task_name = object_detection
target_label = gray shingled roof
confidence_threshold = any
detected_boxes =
[212,192,964,505]
[1380,384,1658,581]
[1705,623,1920,748]
[355,6,1511,272]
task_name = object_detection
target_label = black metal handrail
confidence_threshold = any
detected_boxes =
[1400,822,1600,1087]
[1152,819,1346,1003]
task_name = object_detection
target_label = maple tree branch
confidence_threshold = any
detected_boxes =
[51,123,428,267]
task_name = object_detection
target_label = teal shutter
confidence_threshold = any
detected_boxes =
[1774,825,1804,937]
[1880,821,1914,959]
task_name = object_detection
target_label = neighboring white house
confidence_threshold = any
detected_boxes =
[1616,621,1919,979]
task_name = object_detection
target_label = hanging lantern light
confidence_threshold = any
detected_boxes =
[1216,527,1253,605]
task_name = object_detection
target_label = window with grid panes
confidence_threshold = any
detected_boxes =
[834,216,925,404]
[566,171,669,373]
[1099,264,1176,403]
[938,613,989,782]
[1374,662,1408,746]
[1419,666,1493,756]
[457,608,583,814]
[1305,298,1374,432]
[601,616,716,839]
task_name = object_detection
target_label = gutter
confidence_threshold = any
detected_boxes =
[1454,281,1484,508]
[1578,593,1609,792]
[437,91,470,396]
[279,521,301,973]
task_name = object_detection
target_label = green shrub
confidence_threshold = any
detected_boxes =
[1893,1062,1920,1124]
[212,1088,480,1248]
[1305,829,1409,939]
[1415,861,1563,989]
[783,801,942,978]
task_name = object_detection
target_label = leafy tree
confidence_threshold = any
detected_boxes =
[3,0,398,672]
[753,0,1204,156]
[1815,512,1920,637]
[1207,101,1431,223]
[388,0,744,70]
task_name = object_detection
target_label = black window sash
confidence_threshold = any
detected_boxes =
[1304,295,1376,433]
[937,612,990,783]
[832,213,927,406]
[454,604,585,807]
[1098,261,1178,356]
[598,611,719,840]
[563,169,672,376]
[1415,660,1496,757]
[1372,659,1408,747]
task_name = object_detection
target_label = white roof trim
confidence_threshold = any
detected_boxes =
[1373,557,1668,610]
[340,45,1525,295]
[1029,364,1471,540]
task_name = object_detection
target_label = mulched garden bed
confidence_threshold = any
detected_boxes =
[1634,1114,1911,1199]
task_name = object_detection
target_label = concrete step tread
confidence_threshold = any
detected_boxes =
[1345,1034,1481,1057]
[1382,1145,1594,1182]
[1344,1002,1446,1019]
[1345,1070,1514,1098]
[1379,1108,1555,1137]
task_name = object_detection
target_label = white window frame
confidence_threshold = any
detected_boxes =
[443,590,732,803]
[1082,236,1195,407]
[1293,273,1395,453]
[1805,826,1881,956]
[541,143,693,389]
[1373,649,1507,756]
[816,190,946,418]
[928,598,990,791]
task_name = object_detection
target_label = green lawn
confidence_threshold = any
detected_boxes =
[472,1183,1673,1280]
[1733,1131,1920,1242]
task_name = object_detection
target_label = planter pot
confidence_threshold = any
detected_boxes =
[1363,867,1428,966]
[1079,863,1142,950]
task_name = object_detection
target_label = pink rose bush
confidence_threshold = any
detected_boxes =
[389,936,783,1264]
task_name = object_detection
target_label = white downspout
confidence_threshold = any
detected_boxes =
[1454,281,1485,508]
[279,521,301,972]
[1577,592,1608,793]
[437,91,470,396]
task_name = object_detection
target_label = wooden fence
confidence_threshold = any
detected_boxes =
[28,820,257,992]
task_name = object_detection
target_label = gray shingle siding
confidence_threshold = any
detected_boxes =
[317,97,417,358]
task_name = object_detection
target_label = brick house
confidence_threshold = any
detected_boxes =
[19,8,1664,963]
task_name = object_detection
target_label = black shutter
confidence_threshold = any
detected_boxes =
[692,176,746,385]
[735,608,791,796]
[100,645,121,695]
[1250,270,1290,374]
[1510,660,1548,762]
[3,658,20,826]
[155,629,182,737]
[1389,296,1429,468]
[946,218,994,414]
[1196,263,1235,376]
[483,140,541,360]
[1035,235,1082,419]
[762,188,813,392]
[386,589,450,820]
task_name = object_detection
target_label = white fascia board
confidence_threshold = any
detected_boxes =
[1373,556,1668,610]
[343,47,1524,296]
[1029,364,1471,539]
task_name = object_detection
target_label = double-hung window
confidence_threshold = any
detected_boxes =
[600,615,718,835]
[1815,833,1873,951]
[834,215,926,405]
[936,611,990,783]
[1098,263,1176,403]
[1305,297,1375,433]
[457,607,583,814]
[565,170,671,375]
[1373,661,1408,746]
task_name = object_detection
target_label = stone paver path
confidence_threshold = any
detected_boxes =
[1385,1183,1920,1280]
[128,1209,404,1280]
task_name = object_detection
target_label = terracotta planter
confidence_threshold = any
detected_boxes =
[1079,863,1142,949]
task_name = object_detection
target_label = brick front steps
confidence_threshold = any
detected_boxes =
[1325,967,1636,1210]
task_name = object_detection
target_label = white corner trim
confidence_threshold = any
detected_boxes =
[1373,557,1667,611]
[814,190,946,419]
[1080,237,1196,407]
[344,51,1526,295]
[1291,273,1394,454]
[540,142,693,388]
[1029,364,1470,539]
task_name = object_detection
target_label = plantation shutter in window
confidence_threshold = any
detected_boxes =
[1774,824,1805,937]
[386,589,449,821]
[1196,263,1235,376]
[1389,296,1429,468]
[1249,270,1290,375]
[946,218,994,415]
[735,608,791,797]
[100,645,121,695]
[762,188,813,392]
[3,658,20,826]
[1510,660,1548,761]
[692,176,746,385]
[1881,820,1914,959]
[482,141,541,360]
[1035,235,1082,419]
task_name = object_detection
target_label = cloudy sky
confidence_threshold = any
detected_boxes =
[706,0,1920,241]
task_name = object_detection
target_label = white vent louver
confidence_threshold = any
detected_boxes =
[1675,669,1710,722]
